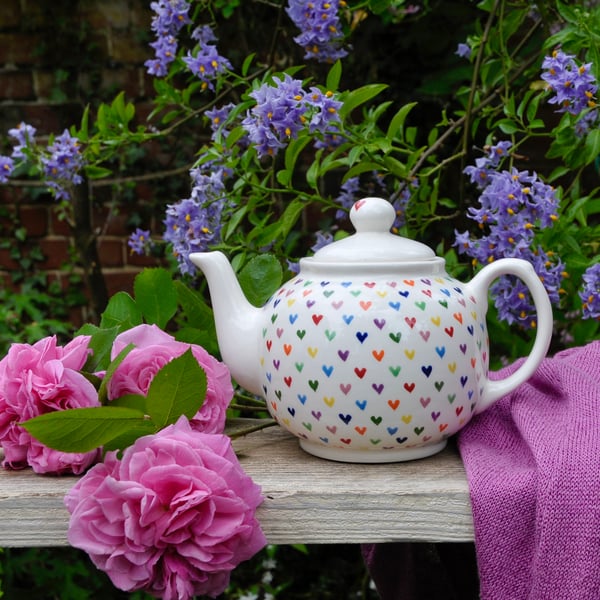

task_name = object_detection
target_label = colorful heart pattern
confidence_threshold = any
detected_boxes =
[261,275,489,454]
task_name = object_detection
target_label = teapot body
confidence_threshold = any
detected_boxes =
[260,262,488,462]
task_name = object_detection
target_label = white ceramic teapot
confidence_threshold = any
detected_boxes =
[190,197,552,462]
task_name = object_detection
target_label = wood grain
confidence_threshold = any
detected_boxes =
[0,426,473,547]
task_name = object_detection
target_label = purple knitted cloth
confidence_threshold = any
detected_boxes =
[457,341,600,599]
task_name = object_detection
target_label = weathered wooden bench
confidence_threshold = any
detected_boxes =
[0,426,473,547]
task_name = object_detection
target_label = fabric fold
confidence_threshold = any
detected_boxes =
[457,341,600,599]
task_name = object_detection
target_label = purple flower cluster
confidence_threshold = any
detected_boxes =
[242,74,342,158]
[0,156,14,183]
[0,121,37,183]
[183,25,232,91]
[41,130,87,201]
[455,142,565,327]
[127,228,154,255]
[286,0,348,63]
[144,0,191,77]
[8,121,37,159]
[205,102,237,142]
[163,160,232,275]
[541,49,598,118]
[456,42,472,60]
[579,263,600,320]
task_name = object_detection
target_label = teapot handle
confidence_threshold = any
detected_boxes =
[465,258,553,414]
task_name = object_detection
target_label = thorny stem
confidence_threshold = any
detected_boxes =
[226,418,278,439]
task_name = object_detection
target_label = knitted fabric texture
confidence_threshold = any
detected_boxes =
[457,341,600,599]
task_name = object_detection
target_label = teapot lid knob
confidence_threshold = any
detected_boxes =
[350,197,396,233]
[304,196,437,265]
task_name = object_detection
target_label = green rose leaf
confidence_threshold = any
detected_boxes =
[134,268,178,329]
[21,406,155,453]
[145,348,207,430]
[238,254,283,307]
[76,323,120,372]
[100,291,143,332]
[97,343,135,405]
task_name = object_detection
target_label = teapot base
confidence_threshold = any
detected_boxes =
[298,439,447,463]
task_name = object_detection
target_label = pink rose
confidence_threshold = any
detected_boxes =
[0,335,100,474]
[108,324,233,434]
[65,416,266,600]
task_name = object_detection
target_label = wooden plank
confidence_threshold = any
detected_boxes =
[235,427,474,544]
[0,426,473,547]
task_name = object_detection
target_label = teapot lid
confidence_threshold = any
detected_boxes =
[306,197,436,264]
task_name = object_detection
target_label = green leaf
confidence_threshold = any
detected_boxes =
[241,53,256,77]
[133,268,178,328]
[238,254,283,307]
[339,84,388,119]
[174,281,216,331]
[109,393,147,412]
[100,291,143,331]
[284,135,311,182]
[84,165,113,180]
[344,161,383,180]
[583,128,600,166]
[21,406,154,453]
[496,119,519,134]
[76,323,120,372]
[386,102,417,139]
[326,60,342,91]
[98,343,135,405]
[145,349,207,430]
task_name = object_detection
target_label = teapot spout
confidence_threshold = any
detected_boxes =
[189,251,263,396]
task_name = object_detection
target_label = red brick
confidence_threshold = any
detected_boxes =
[0,248,21,271]
[103,268,140,297]
[92,205,130,236]
[100,67,143,99]
[0,34,46,67]
[37,237,72,269]
[0,71,35,100]
[49,209,72,236]
[18,204,49,237]
[98,237,125,267]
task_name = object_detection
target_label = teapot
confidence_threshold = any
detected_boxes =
[190,197,552,463]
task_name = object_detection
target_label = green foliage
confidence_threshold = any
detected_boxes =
[22,350,207,453]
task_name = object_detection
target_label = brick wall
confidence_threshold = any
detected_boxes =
[0,0,174,324]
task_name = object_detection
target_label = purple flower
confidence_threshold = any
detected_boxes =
[145,0,191,77]
[456,43,471,59]
[149,0,191,37]
[183,30,232,91]
[579,262,600,320]
[205,102,237,141]
[334,176,360,219]
[8,121,36,159]
[0,156,14,183]
[163,161,232,275]
[286,0,348,63]
[242,74,343,157]
[64,416,266,600]
[242,74,307,157]
[41,130,86,201]
[456,151,564,326]
[146,34,178,77]
[128,228,154,255]
[464,141,512,189]
[541,49,598,115]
